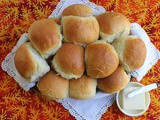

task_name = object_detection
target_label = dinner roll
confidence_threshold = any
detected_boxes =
[85,41,119,78]
[52,43,85,79]
[96,12,130,43]
[112,35,147,71]
[62,4,93,17]
[97,66,130,93]
[28,19,62,59]
[62,16,99,45]
[14,42,50,83]
[69,75,97,99]
[37,70,69,100]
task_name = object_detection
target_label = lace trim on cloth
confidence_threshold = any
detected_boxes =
[56,94,116,120]
[94,95,115,119]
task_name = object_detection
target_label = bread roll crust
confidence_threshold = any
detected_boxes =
[124,38,146,70]
[96,12,130,43]
[28,19,62,59]
[52,43,85,79]
[85,41,119,78]
[113,35,147,71]
[14,43,37,80]
[14,42,50,82]
[97,66,130,93]
[37,70,69,100]
[62,16,99,45]
[62,4,93,17]
[69,75,97,99]
[96,12,130,34]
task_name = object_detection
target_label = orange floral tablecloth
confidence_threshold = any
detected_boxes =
[0,0,160,120]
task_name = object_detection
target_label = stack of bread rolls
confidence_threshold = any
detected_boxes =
[14,4,147,100]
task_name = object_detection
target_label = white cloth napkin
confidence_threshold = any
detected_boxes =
[57,92,115,120]
[1,0,160,120]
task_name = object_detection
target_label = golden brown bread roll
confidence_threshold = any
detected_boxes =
[85,41,119,78]
[97,66,130,93]
[52,43,85,79]
[69,75,97,99]
[14,42,50,82]
[62,16,99,45]
[96,12,130,43]
[28,19,62,59]
[62,4,93,17]
[112,35,147,71]
[37,70,69,100]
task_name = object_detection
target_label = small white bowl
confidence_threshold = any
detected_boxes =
[116,82,150,116]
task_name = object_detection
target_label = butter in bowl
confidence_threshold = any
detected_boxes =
[116,82,150,116]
